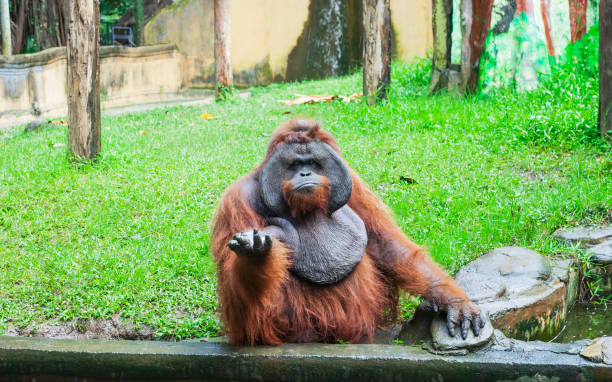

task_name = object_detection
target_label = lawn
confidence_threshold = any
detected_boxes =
[0,59,610,340]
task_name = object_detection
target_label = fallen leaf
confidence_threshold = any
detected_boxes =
[139,130,147,135]
[339,92,363,103]
[279,93,362,106]
[279,94,337,105]
[52,143,65,148]
[49,119,67,125]
[199,111,214,119]
[283,111,291,114]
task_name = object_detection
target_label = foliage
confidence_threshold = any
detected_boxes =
[0,58,610,340]
[576,250,612,307]
[557,22,600,78]
[100,0,132,22]
[215,85,235,101]
[478,23,603,150]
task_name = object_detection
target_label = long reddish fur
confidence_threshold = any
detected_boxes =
[211,119,468,345]
[282,177,330,218]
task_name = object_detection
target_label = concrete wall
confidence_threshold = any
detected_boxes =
[0,44,183,125]
[146,0,433,86]
[391,0,433,63]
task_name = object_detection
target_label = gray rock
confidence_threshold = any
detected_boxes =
[494,329,591,355]
[553,226,612,245]
[455,247,572,341]
[551,259,574,282]
[587,239,612,265]
[603,339,612,365]
[454,273,506,303]
[430,312,493,351]
[457,247,551,282]
[580,337,612,364]
[455,246,555,307]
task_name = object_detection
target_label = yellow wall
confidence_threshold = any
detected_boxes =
[146,0,433,86]
[391,0,433,61]
[0,45,183,126]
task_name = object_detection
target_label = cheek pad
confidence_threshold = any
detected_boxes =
[260,146,291,216]
[317,144,352,214]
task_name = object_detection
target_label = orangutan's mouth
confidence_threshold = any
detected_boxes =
[293,182,320,192]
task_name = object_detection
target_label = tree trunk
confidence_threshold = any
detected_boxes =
[362,0,391,105]
[66,0,101,160]
[57,0,66,46]
[12,0,25,53]
[430,0,453,92]
[569,0,587,43]
[214,0,233,96]
[540,0,555,57]
[460,0,494,94]
[601,0,612,140]
[0,0,11,55]
[515,0,533,15]
[134,0,145,46]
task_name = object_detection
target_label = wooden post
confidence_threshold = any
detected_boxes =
[363,0,391,105]
[430,0,453,92]
[460,0,494,94]
[134,0,145,46]
[0,0,11,56]
[66,0,101,160]
[214,0,233,96]
[601,0,612,140]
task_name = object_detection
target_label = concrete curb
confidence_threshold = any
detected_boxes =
[1,336,611,381]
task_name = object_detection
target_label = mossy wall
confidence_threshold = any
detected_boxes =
[448,0,600,92]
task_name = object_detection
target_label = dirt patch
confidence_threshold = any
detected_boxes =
[519,169,545,183]
[5,314,155,340]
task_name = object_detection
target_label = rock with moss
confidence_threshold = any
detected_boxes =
[455,247,576,341]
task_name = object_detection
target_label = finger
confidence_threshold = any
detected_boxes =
[471,314,481,337]
[228,240,240,251]
[479,312,486,328]
[446,318,456,337]
[233,232,246,242]
[234,234,249,247]
[461,316,470,340]
[264,234,272,249]
[432,301,439,313]
[253,231,262,249]
[446,309,458,337]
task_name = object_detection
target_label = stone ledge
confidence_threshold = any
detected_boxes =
[0,336,610,381]
[0,44,178,67]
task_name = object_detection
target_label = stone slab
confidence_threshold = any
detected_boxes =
[430,312,494,351]
[581,337,612,365]
[0,336,610,381]
[553,226,612,245]
[457,246,551,281]
[588,239,612,265]
[455,247,571,340]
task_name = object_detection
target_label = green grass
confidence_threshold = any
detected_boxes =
[0,60,610,340]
